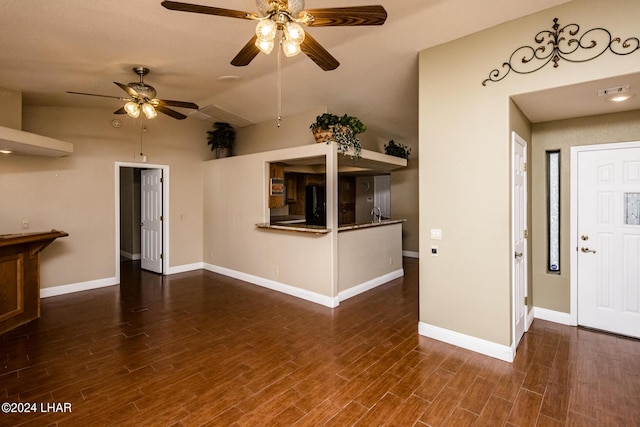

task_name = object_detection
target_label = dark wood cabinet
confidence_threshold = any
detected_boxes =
[0,230,68,334]
[338,176,356,225]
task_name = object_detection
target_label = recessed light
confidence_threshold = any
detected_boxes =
[217,75,242,82]
[0,150,12,154]
[606,93,634,102]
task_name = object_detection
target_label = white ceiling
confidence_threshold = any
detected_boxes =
[2,0,636,145]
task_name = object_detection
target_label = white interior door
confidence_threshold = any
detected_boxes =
[141,169,163,273]
[577,146,640,338]
[512,132,528,347]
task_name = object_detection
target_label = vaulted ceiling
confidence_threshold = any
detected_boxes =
[6,0,635,146]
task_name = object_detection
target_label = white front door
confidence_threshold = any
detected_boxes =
[577,145,640,338]
[141,169,163,273]
[512,132,528,348]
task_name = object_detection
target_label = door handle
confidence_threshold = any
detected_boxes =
[514,251,523,258]
[581,247,597,254]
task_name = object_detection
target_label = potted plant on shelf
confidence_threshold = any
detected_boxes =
[384,140,411,159]
[207,122,236,158]
[310,113,366,159]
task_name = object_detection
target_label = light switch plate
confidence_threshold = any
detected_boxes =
[430,229,442,240]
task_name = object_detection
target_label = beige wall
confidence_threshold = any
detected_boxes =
[338,223,403,292]
[203,142,337,297]
[531,110,640,313]
[0,88,22,129]
[0,106,212,288]
[119,167,141,258]
[419,0,640,347]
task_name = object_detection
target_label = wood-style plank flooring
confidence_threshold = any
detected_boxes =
[1,258,639,426]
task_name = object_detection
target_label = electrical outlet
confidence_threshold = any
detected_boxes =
[389,257,393,266]
[21,220,29,229]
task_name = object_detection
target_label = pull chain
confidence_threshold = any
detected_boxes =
[277,35,282,127]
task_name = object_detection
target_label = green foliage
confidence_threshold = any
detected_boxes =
[384,140,411,159]
[310,113,366,159]
[207,122,236,150]
[310,113,367,134]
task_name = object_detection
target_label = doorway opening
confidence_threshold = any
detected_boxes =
[115,162,169,282]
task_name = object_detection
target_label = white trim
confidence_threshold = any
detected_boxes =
[41,277,118,298]
[418,322,515,363]
[533,306,574,326]
[512,131,529,349]
[167,262,204,275]
[115,162,170,282]
[526,307,535,330]
[402,250,419,259]
[203,263,340,308]
[338,269,404,302]
[570,140,640,327]
[120,250,141,261]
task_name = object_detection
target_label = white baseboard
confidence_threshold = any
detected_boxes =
[203,263,339,308]
[402,250,419,259]
[167,262,204,275]
[533,306,574,325]
[418,322,515,363]
[40,277,118,298]
[526,307,535,331]
[338,269,404,302]
[120,250,141,260]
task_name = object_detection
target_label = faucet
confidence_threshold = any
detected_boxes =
[371,206,382,223]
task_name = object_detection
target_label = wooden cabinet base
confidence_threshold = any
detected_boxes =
[0,230,68,335]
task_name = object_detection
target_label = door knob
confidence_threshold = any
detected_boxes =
[514,251,523,258]
[581,247,596,254]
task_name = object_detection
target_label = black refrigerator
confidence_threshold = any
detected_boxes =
[305,185,326,226]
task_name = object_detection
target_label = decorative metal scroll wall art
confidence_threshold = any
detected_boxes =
[482,18,640,86]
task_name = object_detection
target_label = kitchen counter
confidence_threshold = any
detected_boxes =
[338,218,406,232]
[256,218,405,235]
[256,223,331,235]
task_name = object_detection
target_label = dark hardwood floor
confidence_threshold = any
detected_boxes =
[1,258,639,426]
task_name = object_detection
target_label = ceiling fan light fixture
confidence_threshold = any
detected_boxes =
[256,38,275,54]
[124,101,141,118]
[284,22,305,45]
[142,103,158,119]
[286,0,305,16]
[256,19,277,41]
[282,39,301,57]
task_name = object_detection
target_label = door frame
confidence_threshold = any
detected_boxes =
[569,140,640,326]
[511,131,529,349]
[115,161,170,282]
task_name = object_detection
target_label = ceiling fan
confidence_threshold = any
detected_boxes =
[67,67,199,120]
[161,0,388,71]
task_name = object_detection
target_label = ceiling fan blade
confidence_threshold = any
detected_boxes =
[300,32,340,71]
[231,35,261,67]
[161,1,257,20]
[66,91,129,101]
[114,81,139,98]
[114,107,127,115]
[302,6,387,26]
[157,99,199,110]
[155,104,187,120]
